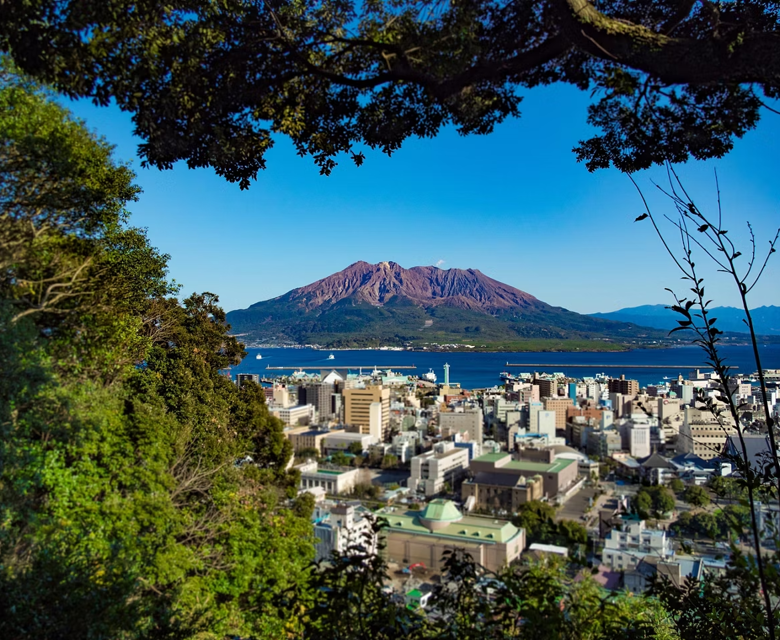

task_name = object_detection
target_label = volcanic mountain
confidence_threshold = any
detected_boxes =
[226,261,662,349]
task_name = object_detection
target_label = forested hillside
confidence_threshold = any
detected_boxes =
[0,66,314,638]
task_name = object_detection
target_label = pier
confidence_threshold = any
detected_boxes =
[504,363,737,369]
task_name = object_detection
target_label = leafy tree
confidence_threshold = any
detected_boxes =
[348,440,365,455]
[635,485,675,519]
[683,485,711,508]
[331,451,351,467]
[513,501,585,548]
[634,489,654,520]
[0,71,313,639]
[298,447,321,459]
[2,1,778,186]
[669,478,685,494]
[380,454,398,469]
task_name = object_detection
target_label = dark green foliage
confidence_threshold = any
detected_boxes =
[682,485,711,508]
[672,505,751,540]
[1,1,778,185]
[634,485,676,519]
[512,501,587,550]
[282,519,676,639]
[669,478,685,494]
[0,72,313,639]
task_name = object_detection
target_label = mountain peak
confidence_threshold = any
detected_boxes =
[284,261,540,310]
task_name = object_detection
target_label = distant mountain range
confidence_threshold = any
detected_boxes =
[589,305,780,335]
[226,261,666,349]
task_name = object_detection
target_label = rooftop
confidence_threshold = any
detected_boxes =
[472,452,577,474]
[378,507,522,545]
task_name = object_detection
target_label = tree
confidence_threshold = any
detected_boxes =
[348,441,365,455]
[669,478,685,494]
[638,174,780,639]
[2,1,779,187]
[0,72,313,639]
[635,485,675,519]
[331,451,351,467]
[683,485,711,508]
[380,454,399,470]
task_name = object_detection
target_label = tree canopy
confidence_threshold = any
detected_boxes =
[0,69,314,639]
[2,0,778,187]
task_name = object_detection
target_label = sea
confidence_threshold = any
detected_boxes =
[228,344,780,389]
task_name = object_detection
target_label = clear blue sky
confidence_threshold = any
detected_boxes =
[66,84,780,315]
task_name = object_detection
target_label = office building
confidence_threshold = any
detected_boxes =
[343,385,391,440]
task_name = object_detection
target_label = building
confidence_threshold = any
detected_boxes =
[380,499,525,573]
[469,451,578,500]
[542,397,574,432]
[343,385,391,440]
[312,501,377,562]
[299,382,338,421]
[296,460,360,495]
[322,431,377,455]
[533,378,556,398]
[270,404,316,426]
[587,430,623,458]
[608,375,639,398]
[409,442,471,497]
[235,373,260,386]
[461,472,543,514]
[439,409,484,444]
[678,406,736,460]
[601,520,673,571]
[286,427,341,454]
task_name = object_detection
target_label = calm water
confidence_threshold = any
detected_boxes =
[229,344,780,389]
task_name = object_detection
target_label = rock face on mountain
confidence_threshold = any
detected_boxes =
[227,261,661,348]
[288,261,541,311]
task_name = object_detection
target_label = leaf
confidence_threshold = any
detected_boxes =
[698,224,709,233]
[635,213,649,222]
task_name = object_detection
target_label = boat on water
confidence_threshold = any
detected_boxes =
[422,369,437,383]
[327,354,335,360]
[499,371,521,383]
[256,354,262,360]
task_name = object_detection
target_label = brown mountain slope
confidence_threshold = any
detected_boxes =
[290,261,542,311]
[227,261,663,347]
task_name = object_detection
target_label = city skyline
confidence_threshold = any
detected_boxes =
[66,83,780,315]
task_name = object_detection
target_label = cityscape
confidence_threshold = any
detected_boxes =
[3,1,780,638]
[235,361,780,601]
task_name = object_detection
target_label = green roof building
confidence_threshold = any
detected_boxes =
[470,451,578,500]
[378,500,525,573]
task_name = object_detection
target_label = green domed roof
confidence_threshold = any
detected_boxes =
[420,499,462,522]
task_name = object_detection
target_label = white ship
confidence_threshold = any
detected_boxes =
[422,368,437,383]
[327,354,335,360]
[256,354,262,360]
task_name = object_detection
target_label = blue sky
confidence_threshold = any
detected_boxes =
[66,84,780,315]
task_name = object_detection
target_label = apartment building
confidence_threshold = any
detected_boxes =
[602,520,673,571]
[608,375,639,398]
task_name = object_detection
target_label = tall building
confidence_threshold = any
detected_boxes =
[533,378,556,398]
[343,385,391,440]
[299,382,337,421]
[542,397,574,432]
[608,375,639,398]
